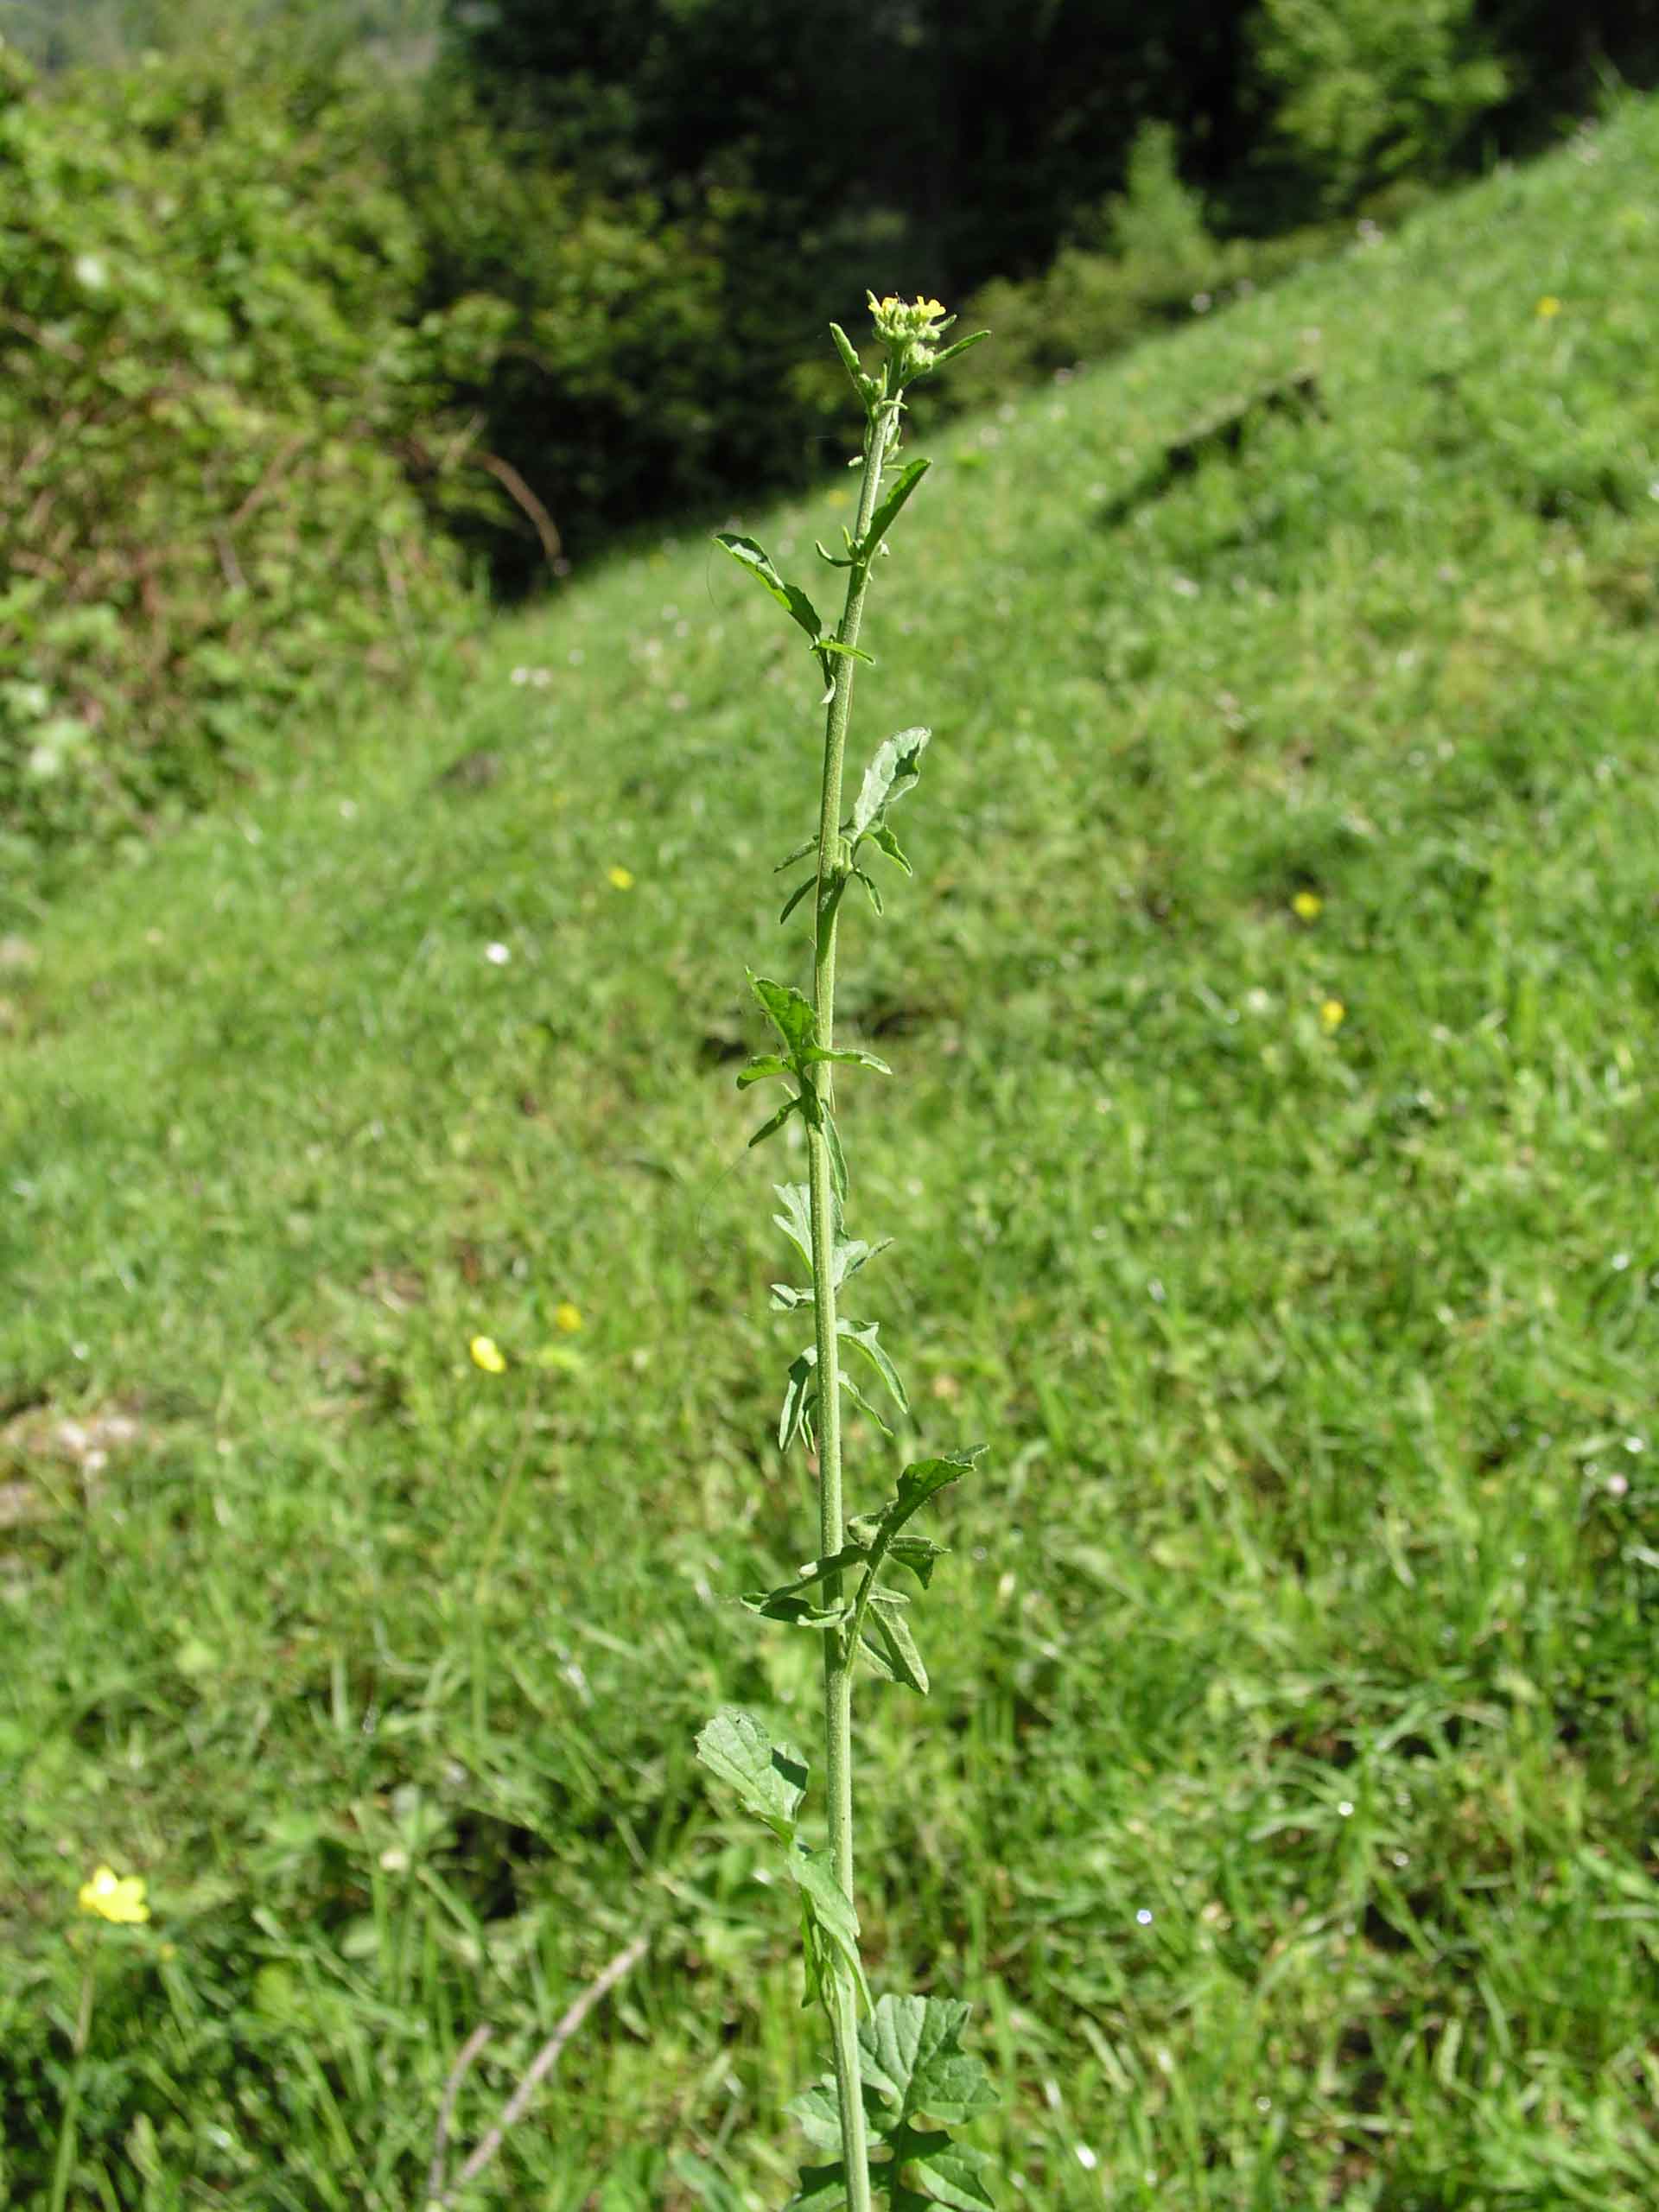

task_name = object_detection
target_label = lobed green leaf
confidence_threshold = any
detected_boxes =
[694,1707,807,1838]
[736,1053,791,1090]
[750,970,818,1058]
[741,1589,852,1630]
[868,820,912,874]
[772,1182,814,1267]
[849,728,931,840]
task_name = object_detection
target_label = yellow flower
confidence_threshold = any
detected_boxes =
[1292,891,1323,922]
[79,1866,149,1925]
[1319,998,1346,1033]
[469,1334,507,1374]
[1535,296,1562,319]
[607,866,634,891]
[553,1301,583,1334]
[866,292,951,354]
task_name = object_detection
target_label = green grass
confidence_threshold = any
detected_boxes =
[4,98,1659,2211]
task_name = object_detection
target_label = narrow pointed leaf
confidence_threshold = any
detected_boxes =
[715,532,822,643]
[779,875,815,926]
[860,458,931,560]
[774,834,817,874]
[866,1590,929,1694]
[824,1109,849,1201]
[849,728,931,839]
[803,1046,892,1076]
[790,1841,870,2009]
[829,319,878,404]
[838,1318,909,1413]
[816,637,876,667]
[747,1095,802,1149]
[770,1281,814,1311]
[779,1347,817,1452]
[906,329,991,385]
[694,1708,807,1837]
[855,868,884,914]
[814,540,855,569]
[837,1368,893,1437]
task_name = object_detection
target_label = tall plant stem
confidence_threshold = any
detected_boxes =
[810,387,898,2212]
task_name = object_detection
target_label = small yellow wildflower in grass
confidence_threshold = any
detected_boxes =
[554,1301,583,1334]
[607,865,635,891]
[1535,296,1562,318]
[79,1866,149,1924]
[1319,998,1346,1033]
[469,1334,507,1374]
[1292,891,1323,922]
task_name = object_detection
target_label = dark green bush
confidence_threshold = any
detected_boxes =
[0,38,499,882]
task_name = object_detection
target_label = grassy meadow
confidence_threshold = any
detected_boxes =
[3,97,1659,2209]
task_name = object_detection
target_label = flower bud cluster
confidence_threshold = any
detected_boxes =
[866,291,952,382]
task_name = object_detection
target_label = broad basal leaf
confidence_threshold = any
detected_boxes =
[789,1995,1000,2208]
[860,1997,999,2130]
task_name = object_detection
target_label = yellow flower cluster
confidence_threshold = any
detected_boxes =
[867,291,950,347]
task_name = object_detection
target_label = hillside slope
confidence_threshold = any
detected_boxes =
[3,99,1658,2209]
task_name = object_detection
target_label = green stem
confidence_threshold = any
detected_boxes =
[48,1954,96,2212]
[810,380,899,2212]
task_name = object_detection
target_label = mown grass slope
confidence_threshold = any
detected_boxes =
[3,99,1658,2212]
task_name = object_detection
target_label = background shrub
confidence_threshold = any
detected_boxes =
[0,37,501,878]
